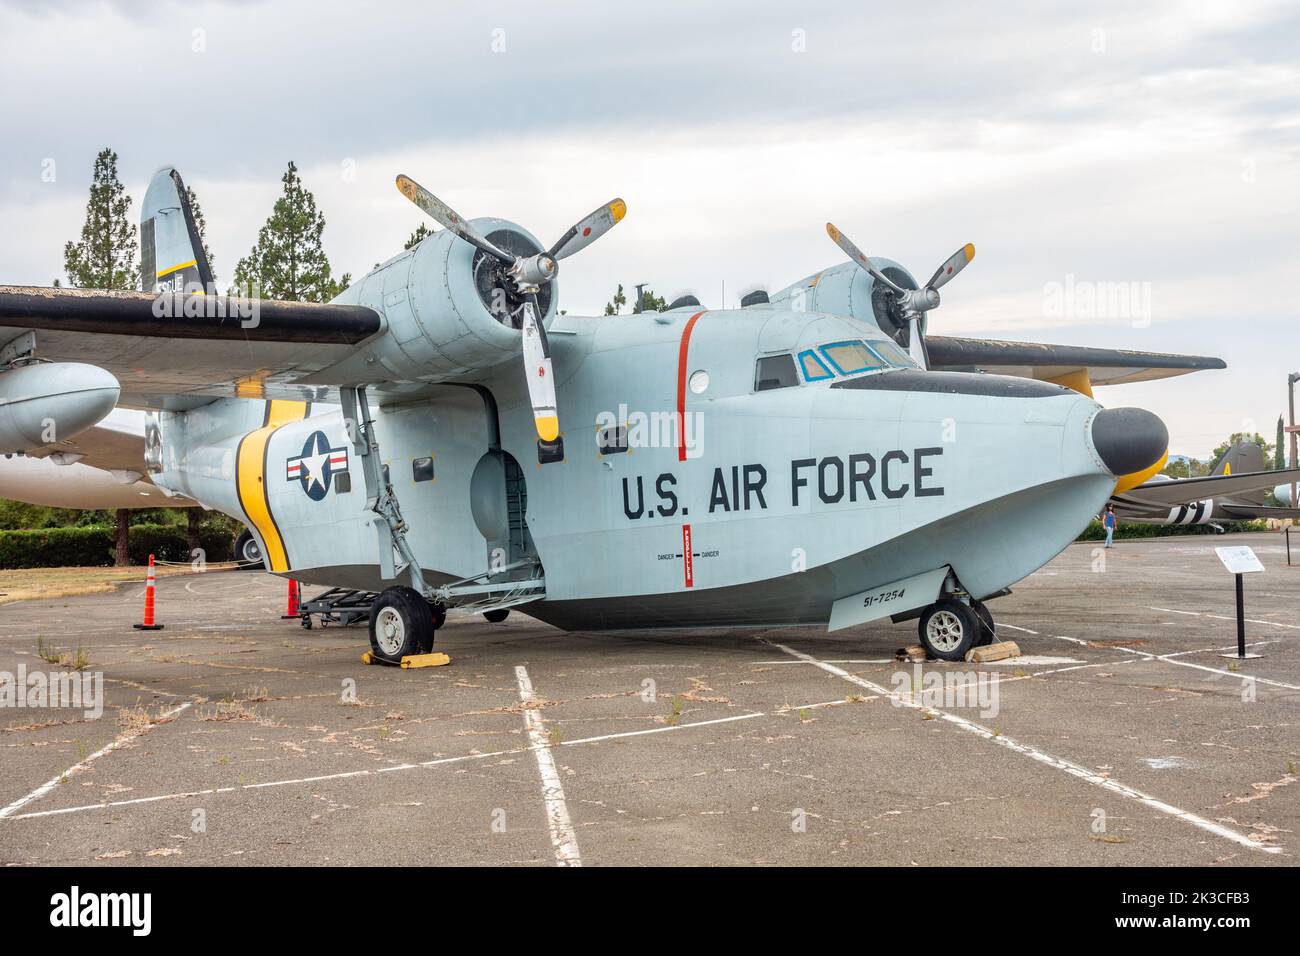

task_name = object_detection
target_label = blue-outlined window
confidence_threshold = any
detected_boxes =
[819,340,888,376]
[798,348,834,382]
[866,338,917,368]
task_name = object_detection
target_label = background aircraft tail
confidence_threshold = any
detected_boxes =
[1209,440,1266,477]
[140,167,213,293]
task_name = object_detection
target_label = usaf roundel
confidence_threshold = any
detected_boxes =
[286,430,348,501]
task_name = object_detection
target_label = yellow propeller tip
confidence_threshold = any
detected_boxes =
[826,222,840,239]
[536,417,560,442]
[964,243,976,261]
[610,199,627,223]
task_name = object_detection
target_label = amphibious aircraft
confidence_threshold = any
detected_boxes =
[1109,441,1300,530]
[0,167,1226,660]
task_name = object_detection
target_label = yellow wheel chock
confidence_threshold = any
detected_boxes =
[361,651,451,668]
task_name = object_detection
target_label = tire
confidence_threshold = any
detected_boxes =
[971,601,995,647]
[234,529,264,570]
[917,599,979,662]
[483,609,509,624]
[423,603,447,652]
[368,586,434,664]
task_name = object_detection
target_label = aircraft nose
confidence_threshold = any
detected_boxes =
[1090,407,1168,477]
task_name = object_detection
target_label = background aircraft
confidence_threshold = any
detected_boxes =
[1110,441,1300,530]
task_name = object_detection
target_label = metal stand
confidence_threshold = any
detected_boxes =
[1220,572,1263,659]
[340,385,428,597]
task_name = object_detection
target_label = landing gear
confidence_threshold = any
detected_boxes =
[917,598,980,662]
[483,608,510,624]
[234,529,264,570]
[368,586,435,664]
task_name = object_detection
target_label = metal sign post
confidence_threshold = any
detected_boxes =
[1215,546,1265,659]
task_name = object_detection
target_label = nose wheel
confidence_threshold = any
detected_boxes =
[917,598,985,661]
[368,586,436,664]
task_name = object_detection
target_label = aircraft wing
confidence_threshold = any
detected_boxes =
[925,336,1226,386]
[0,286,382,407]
[24,418,149,474]
[1112,468,1300,508]
[1219,504,1300,520]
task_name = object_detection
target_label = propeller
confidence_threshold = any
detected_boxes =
[825,222,974,370]
[397,174,626,446]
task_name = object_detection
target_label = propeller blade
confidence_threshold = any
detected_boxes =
[395,174,512,264]
[548,199,627,260]
[520,296,560,443]
[926,243,975,291]
[907,316,929,370]
[825,223,906,294]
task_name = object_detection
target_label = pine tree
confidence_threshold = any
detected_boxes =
[231,161,347,302]
[63,147,137,290]
[633,287,667,313]
[1276,416,1285,470]
[603,284,627,315]
[185,185,216,282]
[405,223,431,250]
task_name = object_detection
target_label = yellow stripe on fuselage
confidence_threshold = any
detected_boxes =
[236,400,308,572]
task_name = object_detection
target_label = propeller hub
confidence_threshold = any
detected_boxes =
[510,253,558,290]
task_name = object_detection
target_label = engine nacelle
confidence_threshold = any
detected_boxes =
[771,259,923,348]
[329,218,557,383]
[1275,483,1295,507]
[0,362,119,453]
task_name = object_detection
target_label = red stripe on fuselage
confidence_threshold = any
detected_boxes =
[675,310,707,462]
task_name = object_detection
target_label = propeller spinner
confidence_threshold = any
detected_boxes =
[397,174,626,446]
[825,222,974,370]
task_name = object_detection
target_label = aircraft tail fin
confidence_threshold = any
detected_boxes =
[1209,440,1266,477]
[140,168,213,293]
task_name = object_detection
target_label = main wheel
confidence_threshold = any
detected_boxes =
[917,599,979,662]
[234,529,264,570]
[483,609,509,624]
[971,600,995,647]
[368,587,434,664]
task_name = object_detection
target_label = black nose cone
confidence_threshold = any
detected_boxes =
[1090,407,1168,476]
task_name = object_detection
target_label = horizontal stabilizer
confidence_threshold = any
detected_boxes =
[926,336,1225,386]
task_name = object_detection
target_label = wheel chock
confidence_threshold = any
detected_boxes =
[965,640,1021,663]
[360,651,451,668]
[400,652,450,669]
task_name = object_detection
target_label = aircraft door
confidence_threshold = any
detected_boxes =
[469,449,536,573]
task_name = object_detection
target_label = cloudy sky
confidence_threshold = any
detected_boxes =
[1,0,1297,454]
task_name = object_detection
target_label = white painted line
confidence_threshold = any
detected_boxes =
[764,640,1282,855]
[749,658,894,666]
[997,624,1039,635]
[1038,634,1300,692]
[5,712,762,822]
[1150,606,1300,630]
[0,701,192,820]
[515,665,581,866]
[560,712,762,745]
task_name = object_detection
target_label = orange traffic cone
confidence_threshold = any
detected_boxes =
[281,579,301,620]
[133,553,165,630]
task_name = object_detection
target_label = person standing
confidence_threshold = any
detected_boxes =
[1103,504,1117,548]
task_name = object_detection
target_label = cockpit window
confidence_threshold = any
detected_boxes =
[867,338,916,368]
[820,340,887,375]
[755,354,799,391]
[798,349,834,382]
